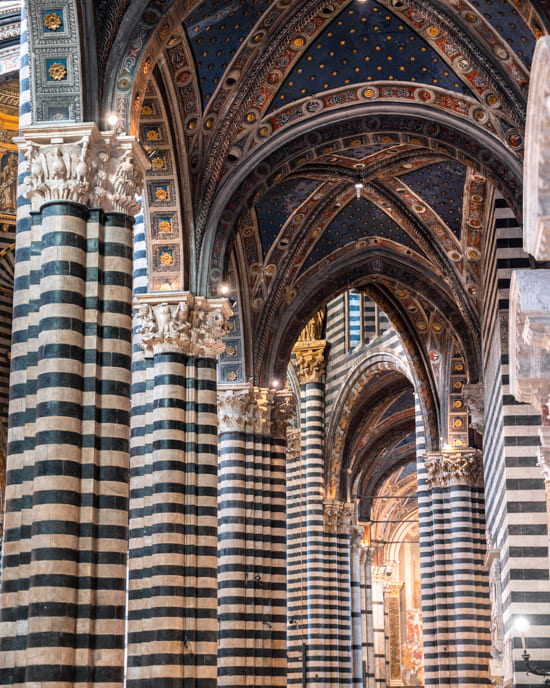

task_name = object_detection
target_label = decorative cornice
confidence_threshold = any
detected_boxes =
[16,123,150,214]
[323,499,355,535]
[293,340,327,385]
[509,269,550,410]
[463,382,484,434]
[423,449,483,489]
[135,292,232,359]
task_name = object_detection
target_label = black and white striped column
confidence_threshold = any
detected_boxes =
[217,385,294,686]
[0,123,148,688]
[126,293,231,688]
[350,526,365,687]
[419,450,491,686]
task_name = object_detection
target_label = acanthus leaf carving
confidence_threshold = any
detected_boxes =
[135,292,233,359]
[423,449,483,489]
[293,340,327,385]
[217,386,255,434]
[16,123,150,214]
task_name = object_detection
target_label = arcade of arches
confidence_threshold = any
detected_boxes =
[0,1,550,686]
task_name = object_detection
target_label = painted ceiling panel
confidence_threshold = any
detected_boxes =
[380,388,415,421]
[184,0,271,106]
[255,177,322,256]
[469,0,536,66]
[271,2,465,111]
[335,142,395,160]
[302,197,428,272]
[398,160,467,238]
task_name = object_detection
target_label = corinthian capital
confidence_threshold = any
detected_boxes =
[16,122,150,214]
[134,292,232,358]
[293,340,327,385]
[423,449,483,489]
[217,385,255,433]
[323,499,356,535]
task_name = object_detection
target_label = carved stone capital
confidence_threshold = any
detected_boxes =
[384,580,404,596]
[135,292,232,358]
[524,37,550,260]
[293,340,327,385]
[287,427,301,460]
[351,525,366,553]
[16,123,150,214]
[509,269,550,411]
[423,449,483,489]
[463,382,485,434]
[537,443,550,482]
[323,499,355,534]
[217,385,255,433]
[250,387,275,436]
[272,390,297,439]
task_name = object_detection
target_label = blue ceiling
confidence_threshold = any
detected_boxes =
[380,388,415,421]
[302,197,428,272]
[255,177,322,256]
[184,0,272,106]
[469,0,535,67]
[398,160,467,239]
[336,142,395,160]
[270,2,465,111]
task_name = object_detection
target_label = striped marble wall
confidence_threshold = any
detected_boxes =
[481,192,550,685]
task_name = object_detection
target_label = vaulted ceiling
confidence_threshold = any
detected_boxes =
[96,0,540,384]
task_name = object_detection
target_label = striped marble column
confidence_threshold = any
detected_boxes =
[350,526,365,687]
[293,338,327,684]
[0,123,148,688]
[217,385,294,686]
[420,450,491,686]
[126,292,231,688]
[360,547,376,688]
[285,426,304,685]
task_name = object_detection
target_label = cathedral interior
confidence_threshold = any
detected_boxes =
[0,0,549,686]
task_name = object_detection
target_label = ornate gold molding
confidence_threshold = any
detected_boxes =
[423,449,483,489]
[16,123,150,214]
[293,340,327,385]
[135,292,232,358]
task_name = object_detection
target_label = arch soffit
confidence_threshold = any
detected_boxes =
[324,347,412,498]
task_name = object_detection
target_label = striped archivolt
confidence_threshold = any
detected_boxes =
[127,292,231,688]
[0,123,148,688]
[217,385,294,686]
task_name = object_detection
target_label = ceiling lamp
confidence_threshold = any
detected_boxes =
[354,179,364,199]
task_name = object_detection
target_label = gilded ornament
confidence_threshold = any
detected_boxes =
[160,252,173,266]
[146,129,160,141]
[293,36,305,48]
[227,371,237,381]
[141,104,154,116]
[226,345,236,356]
[427,26,440,37]
[152,157,165,169]
[454,418,464,428]
[159,220,172,233]
[155,188,169,201]
[44,12,62,31]
[48,62,67,81]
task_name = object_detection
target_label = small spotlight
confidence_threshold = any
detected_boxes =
[107,113,118,129]
[271,379,280,388]
[220,284,229,295]
[515,617,529,633]
[354,181,363,199]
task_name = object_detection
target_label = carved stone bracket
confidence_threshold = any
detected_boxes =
[135,292,232,358]
[16,122,150,214]
[509,269,550,410]
[293,339,327,385]
[287,427,301,460]
[463,382,485,434]
[323,499,355,535]
[524,36,550,260]
[423,449,483,489]
[350,525,366,553]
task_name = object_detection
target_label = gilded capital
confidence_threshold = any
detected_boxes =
[423,449,483,489]
[16,122,150,214]
[135,292,232,358]
[293,340,327,385]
